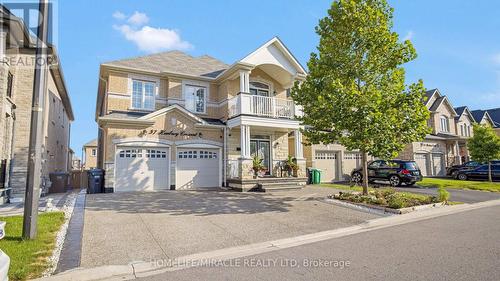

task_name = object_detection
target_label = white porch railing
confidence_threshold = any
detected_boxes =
[228,93,302,119]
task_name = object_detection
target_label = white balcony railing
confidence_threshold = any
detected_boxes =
[228,93,302,119]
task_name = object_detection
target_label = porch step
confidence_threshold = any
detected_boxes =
[259,180,305,191]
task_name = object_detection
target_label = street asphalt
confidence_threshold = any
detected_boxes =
[81,186,378,267]
[137,204,500,281]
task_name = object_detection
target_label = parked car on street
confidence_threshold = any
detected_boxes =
[447,160,500,177]
[351,160,423,187]
[456,164,500,181]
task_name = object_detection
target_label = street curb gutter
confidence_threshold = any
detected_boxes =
[36,198,500,281]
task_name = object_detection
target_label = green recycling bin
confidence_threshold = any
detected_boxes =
[311,169,322,184]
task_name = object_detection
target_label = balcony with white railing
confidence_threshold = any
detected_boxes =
[228,93,303,119]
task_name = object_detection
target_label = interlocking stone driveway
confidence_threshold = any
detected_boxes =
[81,186,377,267]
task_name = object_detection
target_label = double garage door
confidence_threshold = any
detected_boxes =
[314,151,364,182]
[414,153,444,176]
[115,146,219,192]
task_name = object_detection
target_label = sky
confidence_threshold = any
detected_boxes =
[34,0,500,159]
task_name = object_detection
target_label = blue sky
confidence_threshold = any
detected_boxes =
[51,0,500,158]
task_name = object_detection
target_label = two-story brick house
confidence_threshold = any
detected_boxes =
[0,6,74,202]
[95,37,308,192]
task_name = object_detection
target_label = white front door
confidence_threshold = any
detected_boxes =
[176,148,220,189]
[115,147,170,192]
[432,153,445,176]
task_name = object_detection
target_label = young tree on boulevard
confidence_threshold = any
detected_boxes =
[467,124,500,182]
[292,0,430,194]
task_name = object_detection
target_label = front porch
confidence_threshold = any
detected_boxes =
[445,137,470,166]
[225,124,307,191]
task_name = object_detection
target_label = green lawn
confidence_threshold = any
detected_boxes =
[418,178,500,192]
[0,212,65,281]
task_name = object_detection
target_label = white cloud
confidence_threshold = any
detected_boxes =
[113,24,192,53]
[112,11,126,20]
[127,11,149,26]
[402,30,414,41]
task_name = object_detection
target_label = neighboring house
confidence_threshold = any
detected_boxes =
[399,89,469,176]
[72,156,82,171]
[83,139,97,169]
[95,37,308,192]
[470,110,496,128]
[482,107,500,136]
[0,6,74,202]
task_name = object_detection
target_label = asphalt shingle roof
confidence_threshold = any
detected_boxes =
[83,139,97,147]
[471,110,486,123]
[485,108,500,127]
[103,51,229,78]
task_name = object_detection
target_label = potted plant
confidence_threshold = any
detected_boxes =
[251,155,266,178]
[284,155,299,177]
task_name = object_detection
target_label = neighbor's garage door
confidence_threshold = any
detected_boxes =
[115,147,170,192]
[315,151,338,183]
[176,148,219,189]
[432,153,445,176]
[343,152,363,177]
[414,153,429,176]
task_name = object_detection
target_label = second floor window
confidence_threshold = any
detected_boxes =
[185,85,206,113]
[132,80,155,110]
[440,116,449,133]
[249,81,270,97]
[91,149,97,157]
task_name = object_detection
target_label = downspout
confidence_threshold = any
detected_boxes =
[223,127,227,187]
[7,105,16,202]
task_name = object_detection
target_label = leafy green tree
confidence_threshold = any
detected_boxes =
[292,0,430,194]
[467,124,500,182]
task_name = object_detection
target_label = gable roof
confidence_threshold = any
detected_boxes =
[484,108,500,127]
[103,51,229,79]
[471,110,496,127]
[139,104,225,127]
[454,106,475,122]
[424,89,439,106]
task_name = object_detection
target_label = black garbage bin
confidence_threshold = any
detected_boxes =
[87,169,105,194]
[306,168,313,184]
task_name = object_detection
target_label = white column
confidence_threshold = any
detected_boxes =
[240,125,251,159]
[239,70,250,93]
[455,140,461,165]
[294,129,304,159]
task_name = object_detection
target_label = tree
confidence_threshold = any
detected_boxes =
[467,124,500,182]
[292,0,430,194]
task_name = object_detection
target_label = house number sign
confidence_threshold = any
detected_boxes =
[139,129,202,138]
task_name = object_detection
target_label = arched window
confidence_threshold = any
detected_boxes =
[249,81,270,97]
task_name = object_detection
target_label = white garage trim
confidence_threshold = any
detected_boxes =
[113,139,172,192]
[175,139,223,148]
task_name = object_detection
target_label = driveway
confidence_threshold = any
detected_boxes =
[81,186,377,267]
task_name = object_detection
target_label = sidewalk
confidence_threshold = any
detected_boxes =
[0,190,79,217]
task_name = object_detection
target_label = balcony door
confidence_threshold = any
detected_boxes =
[249,81,271,116]
[250,139,271,175]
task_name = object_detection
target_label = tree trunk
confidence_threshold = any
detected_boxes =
[361,150,369,195]
[488,161,492,182]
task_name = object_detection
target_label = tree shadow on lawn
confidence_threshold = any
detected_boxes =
[84,190,311,216]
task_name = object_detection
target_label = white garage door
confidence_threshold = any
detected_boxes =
[176,148,220,189]
[414,153,429,176]
[343,152,363,177]
[432,153,445,176]
[315,151,338,183]
[115,147,170,192]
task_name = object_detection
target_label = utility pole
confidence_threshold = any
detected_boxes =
[22,0,50,240]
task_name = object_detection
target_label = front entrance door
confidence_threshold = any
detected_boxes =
[250,140,271,175]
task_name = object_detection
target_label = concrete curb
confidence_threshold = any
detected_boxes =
[323,198,448,215]
[37,198,500,281]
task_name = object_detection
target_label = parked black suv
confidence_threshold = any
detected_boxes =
[351,160,423,187]
[447,160,500,177]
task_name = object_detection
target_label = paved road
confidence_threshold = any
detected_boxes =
[138,204,500,281]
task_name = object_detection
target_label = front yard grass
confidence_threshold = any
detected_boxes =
[0,212,65,281]
[418,178,500,192]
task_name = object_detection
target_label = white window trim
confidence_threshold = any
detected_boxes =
[440,116,449,133]
[249,77,274,97]
[91,148,97,157]
[128,74,160,111]
[182,80,209,114]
